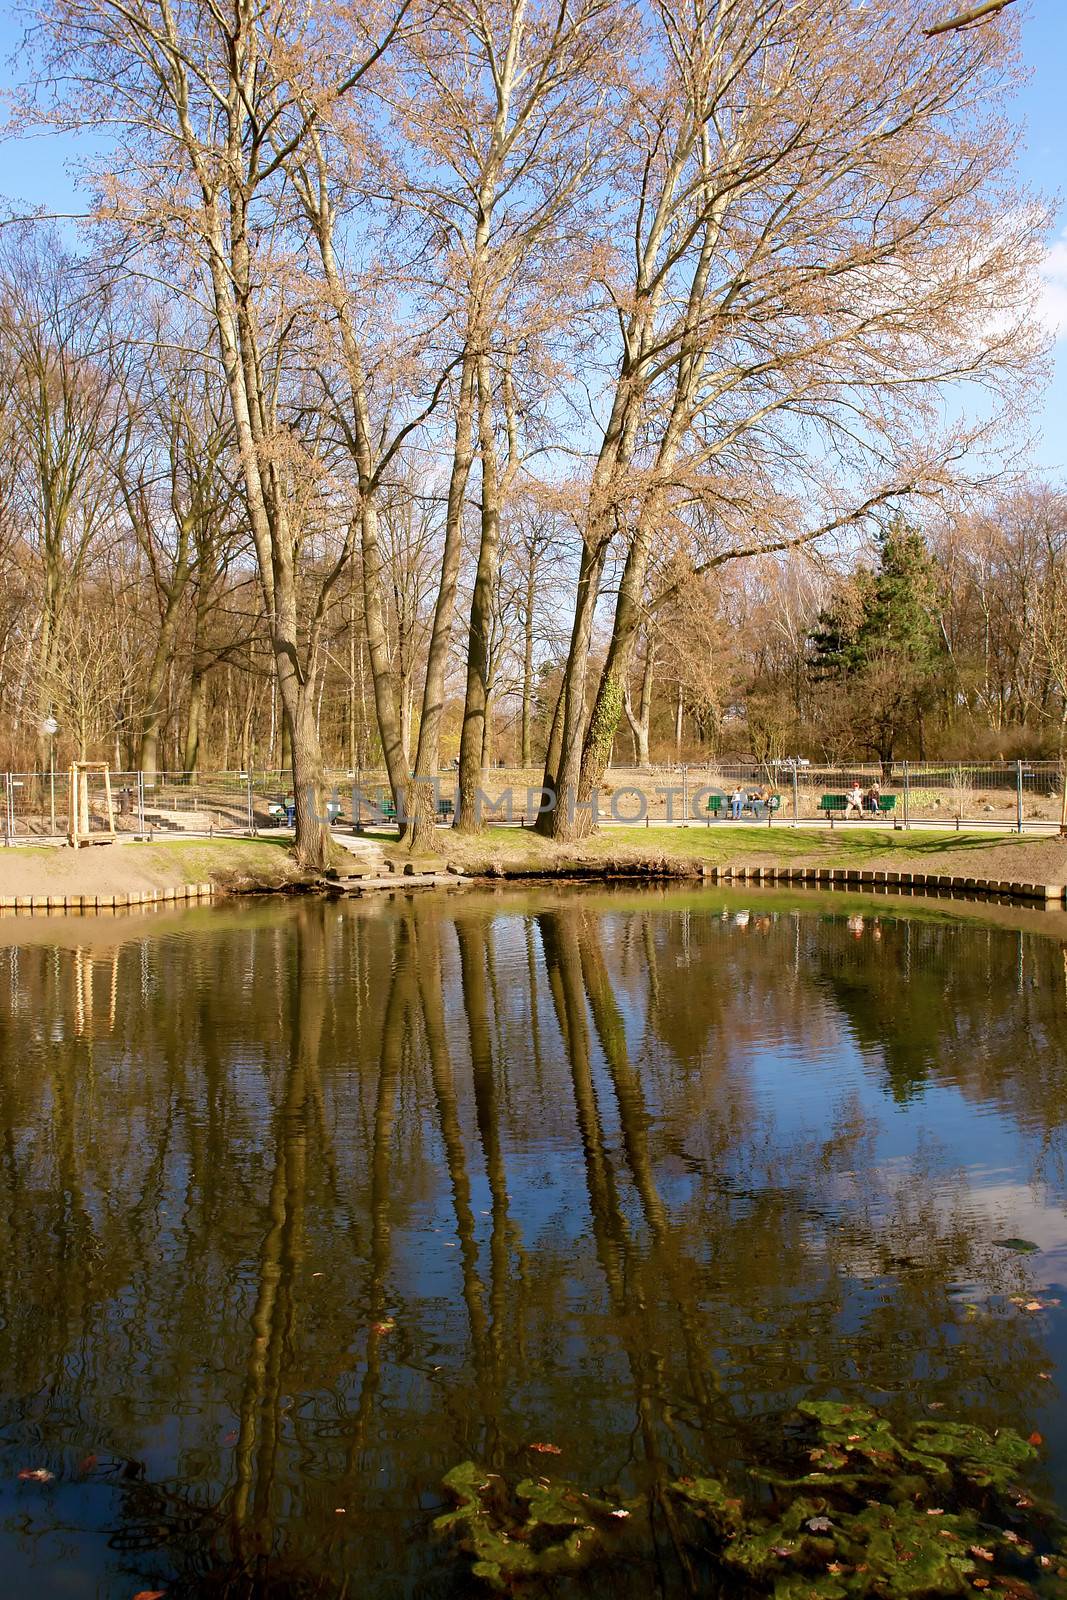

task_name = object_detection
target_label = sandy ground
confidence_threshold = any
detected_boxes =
[0,837,300,897]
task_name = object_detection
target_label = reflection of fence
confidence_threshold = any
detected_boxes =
[1,760,1064,842]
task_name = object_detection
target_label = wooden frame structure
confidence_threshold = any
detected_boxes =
[68,761,116,849]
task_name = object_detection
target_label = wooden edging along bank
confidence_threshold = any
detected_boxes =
[0,883,215,916]
[696,865,1065,902]
[324,859,1066,905]
[1,867,1064,915]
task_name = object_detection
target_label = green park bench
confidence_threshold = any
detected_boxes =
[705,795,723,818]
[878,794,897,815]
[437,797,455,821]
[819,793,848,818]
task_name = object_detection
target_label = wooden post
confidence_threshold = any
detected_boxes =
[102,767,116,840]
[1060,761,1066,837]
[69,765,79,849]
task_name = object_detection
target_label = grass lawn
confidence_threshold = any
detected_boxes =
[440,824,1025,867]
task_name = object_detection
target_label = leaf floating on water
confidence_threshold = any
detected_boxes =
[806,1515,833,1532]
[18,1468,55,1482]
[77,1454,98,1475]
[527,1442,562,1455]
[371,1317,396,1335]
[1027,1431,1043,1447]
[993,1238,1040,1253]
[970,1544,995,1561]
[132,1592,166,1599]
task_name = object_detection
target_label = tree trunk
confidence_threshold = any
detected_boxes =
[521,557,535,768]
[623,638,654,766]
[400,358,476,854]
[457,356,503,833]
[481,690,494,772]
[534,535,611,839]
[184,668,206,776]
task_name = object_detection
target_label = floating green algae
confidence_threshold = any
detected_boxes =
[432,1459,637,1590]
[435,1403,1067,1596]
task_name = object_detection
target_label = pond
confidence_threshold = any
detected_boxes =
[1,888,1066,1598]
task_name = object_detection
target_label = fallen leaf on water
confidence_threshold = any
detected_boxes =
[18,1468,55,1483]
[611,1508,630,1519]
[926,1508,944,1516]
[969,1545,994,1562]
[1023,1301,1044,1313]
[807,1516,833,1533]
[132,1591,166,1599]
[972,1581,990,1590]
[527,1442,562,1455]
[1028,1431,1043,1446]
[1039,1372,1052,1380]
[222,1431,238,1446]
[371,1318,396,1335]
[78,1454,98,1474]
[334,1507,346,1515]
[771,1546,794,1558]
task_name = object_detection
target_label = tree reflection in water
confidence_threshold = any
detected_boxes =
[0,890,1063,1596]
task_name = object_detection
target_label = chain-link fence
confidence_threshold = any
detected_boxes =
[1,760,1064,842]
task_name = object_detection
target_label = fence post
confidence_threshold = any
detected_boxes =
[3,774,10,846]
[1016,759,1023,834]
[791,762,799,827]
[903,761,910,830]
[1061,760,1067,838]
[137,770,145,837]
[247,776,255,835]
[682,764,688,822]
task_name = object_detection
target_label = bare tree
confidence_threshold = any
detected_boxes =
[536,0,1043,838]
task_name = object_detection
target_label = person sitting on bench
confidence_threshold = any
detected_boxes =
[865,781,881,814]
[846,782,864,817]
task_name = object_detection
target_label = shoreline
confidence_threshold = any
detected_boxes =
[1,827,1065,914]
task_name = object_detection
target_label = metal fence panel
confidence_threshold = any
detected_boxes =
[0,760,1063,840]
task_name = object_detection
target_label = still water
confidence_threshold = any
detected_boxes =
[0,888,1066,1598]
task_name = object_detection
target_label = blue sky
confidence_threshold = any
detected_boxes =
[1,1,1065,479]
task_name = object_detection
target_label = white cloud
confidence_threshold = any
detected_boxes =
[1036,227,1067,340]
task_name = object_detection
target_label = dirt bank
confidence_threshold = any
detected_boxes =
[408,823,1067,888]
[0,837,301,898]
[1,827,1064,906]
